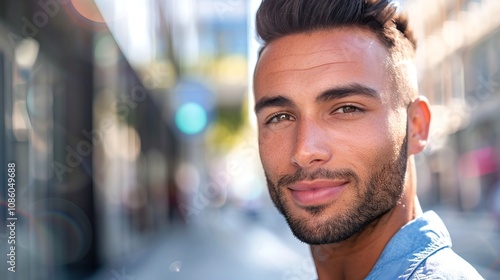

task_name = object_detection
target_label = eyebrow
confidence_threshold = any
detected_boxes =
[315,83,380,103]
[254,83,380,114]
[254,95,296,114]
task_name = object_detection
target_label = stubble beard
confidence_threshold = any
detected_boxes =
[265,136,408,245]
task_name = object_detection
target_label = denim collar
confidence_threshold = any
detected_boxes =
[365,211,451,279]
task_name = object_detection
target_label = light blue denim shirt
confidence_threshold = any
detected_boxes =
[366,211,484,279]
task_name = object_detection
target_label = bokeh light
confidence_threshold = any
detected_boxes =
[14,38,39,69]
[94,33,120,67]
[70,0,105,23]
[175,102,208,135]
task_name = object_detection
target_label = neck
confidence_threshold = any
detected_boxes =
[310,157,423,280]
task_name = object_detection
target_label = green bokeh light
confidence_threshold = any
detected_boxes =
[175,103,208,135]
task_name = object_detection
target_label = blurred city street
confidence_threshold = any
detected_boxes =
[433,208,500,279]
[89,206,314,280]
[89,206,500,280]
[2,0,500,279]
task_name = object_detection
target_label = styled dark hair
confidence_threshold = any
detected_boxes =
[256,0,416,56]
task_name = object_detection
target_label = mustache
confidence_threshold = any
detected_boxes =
[276,168,360,188]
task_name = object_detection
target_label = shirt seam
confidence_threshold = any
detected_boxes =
[405,242,450,279]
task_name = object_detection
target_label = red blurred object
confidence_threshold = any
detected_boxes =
[459,147,498,178]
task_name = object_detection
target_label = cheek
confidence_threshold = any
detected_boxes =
[258,130,292,173]
[384,109,408,156]
[338,116,403,175]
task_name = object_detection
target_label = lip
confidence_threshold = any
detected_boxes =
[288,180,347,206]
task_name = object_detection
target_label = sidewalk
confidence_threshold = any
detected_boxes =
[89,207,313,280]
[89,206,500,280]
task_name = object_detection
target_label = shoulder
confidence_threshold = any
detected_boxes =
[409,247,484,279]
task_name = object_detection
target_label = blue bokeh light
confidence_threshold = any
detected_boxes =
[175,102,208,135]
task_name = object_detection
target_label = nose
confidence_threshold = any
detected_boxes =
[291,119,332,169]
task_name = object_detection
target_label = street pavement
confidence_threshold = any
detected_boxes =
[89,206,500,280]
[89,206,314,280]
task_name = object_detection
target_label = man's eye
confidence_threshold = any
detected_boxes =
[334,105,362,114]
[266,113,295,124]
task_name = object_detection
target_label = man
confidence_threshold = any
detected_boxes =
[252,0,484,279]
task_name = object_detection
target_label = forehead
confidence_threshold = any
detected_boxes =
[254,28,393,97]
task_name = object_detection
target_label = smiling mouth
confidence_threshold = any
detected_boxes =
[288,180,348,206]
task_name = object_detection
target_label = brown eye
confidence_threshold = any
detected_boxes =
[335,105,361,114]
[266,113,295,124]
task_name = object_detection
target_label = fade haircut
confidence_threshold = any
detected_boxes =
[255,0,418,102]
[256,0,415,55]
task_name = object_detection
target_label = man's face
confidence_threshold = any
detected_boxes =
[253,28,410,244]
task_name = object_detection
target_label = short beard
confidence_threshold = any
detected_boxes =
[265,136,408,245]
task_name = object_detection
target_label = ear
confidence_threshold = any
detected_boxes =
[407,96,431,155]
